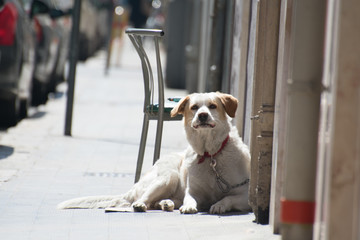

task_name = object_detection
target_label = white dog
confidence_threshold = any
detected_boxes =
[57,92,251,214]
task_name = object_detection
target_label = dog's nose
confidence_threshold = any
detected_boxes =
[198,113,208,123]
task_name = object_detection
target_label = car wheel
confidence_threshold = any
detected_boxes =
[32,80,48,106]
[0,97,20,127]
[47,78,57,94]
[19,98,29,119]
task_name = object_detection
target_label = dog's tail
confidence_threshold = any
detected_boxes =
[57,195,131,209]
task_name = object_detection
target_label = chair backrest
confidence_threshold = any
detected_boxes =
[125,28,165,115]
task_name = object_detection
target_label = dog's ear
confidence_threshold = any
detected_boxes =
[171,96,190,117]
[216,92,238,118]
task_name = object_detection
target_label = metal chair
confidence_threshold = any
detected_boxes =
[125,28,182,183]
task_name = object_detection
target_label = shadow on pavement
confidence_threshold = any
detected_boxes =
[200,211,252,217]
[29,111,47,119]
[49,91,65,100]
[0,145,14,160]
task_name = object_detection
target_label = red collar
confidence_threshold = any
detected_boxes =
[198,135,230,164]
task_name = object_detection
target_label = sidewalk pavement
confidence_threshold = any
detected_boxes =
[0,38,280,240]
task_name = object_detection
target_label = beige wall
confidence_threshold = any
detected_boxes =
[314,0,360,239]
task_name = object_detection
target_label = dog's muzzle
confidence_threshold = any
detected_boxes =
[193,112,215,129]
[198,113,208,123]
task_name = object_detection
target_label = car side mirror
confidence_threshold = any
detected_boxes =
[49,9,65,19]
[30,0,50,18]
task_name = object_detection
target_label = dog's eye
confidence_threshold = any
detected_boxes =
[191,105,199,111]
[209,104,217,109]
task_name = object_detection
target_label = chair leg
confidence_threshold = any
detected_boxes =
[153,118,164,165]
[135,114,150,183]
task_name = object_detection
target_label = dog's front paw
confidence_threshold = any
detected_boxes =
[209,203,227,214]
[132,202,147,212]
[179,205,198,214]
[159,199,175,212]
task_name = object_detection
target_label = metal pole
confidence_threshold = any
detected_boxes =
[65,0,82,136]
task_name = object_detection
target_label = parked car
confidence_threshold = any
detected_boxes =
[43,0,72,93]
[29,0,71,105]
[0,0,35,127]
[78,0,113,61]
[49,7,71,92]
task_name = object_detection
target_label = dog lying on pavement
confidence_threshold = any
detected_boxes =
[57,92,251,214]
